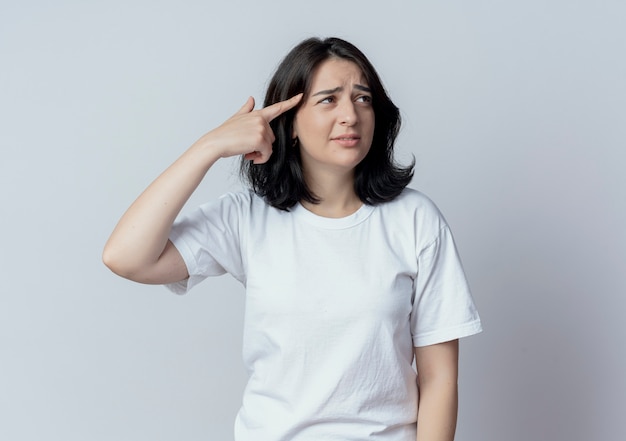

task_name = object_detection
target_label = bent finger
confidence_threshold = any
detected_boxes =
[244,148,272,164]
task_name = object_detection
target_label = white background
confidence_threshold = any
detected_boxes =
[1,1,624,440]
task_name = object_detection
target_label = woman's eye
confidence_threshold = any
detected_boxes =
[319,96,335,104]
[356,95,372,103]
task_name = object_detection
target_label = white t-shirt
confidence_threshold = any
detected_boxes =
[167,188,482,441]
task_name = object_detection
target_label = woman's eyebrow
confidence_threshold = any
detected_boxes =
[312,87,342,97]
[312,84,371,96]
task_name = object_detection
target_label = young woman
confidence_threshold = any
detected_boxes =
[103,37,482,441]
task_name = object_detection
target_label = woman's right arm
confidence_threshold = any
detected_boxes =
[102,94,302,285]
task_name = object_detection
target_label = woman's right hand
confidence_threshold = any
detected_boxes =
[194,94,303,164]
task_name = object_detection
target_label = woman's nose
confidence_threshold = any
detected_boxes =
[338,100,357,126]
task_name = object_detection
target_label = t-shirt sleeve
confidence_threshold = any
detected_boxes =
[410,225,482,347]
[165,193,246,295]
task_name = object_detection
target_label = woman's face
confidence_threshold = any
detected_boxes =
[293,58,375,177]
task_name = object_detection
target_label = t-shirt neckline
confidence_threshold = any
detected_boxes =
[291,202,375,229]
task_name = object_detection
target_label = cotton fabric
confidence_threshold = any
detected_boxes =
[167,188,481,441]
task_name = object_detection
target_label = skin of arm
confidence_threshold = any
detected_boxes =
[102,94,302,285]
[414,339,459,441]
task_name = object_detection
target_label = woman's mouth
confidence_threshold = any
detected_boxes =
[332,135,361,147]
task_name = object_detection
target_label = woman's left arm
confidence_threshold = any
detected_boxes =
[414,339,459,441]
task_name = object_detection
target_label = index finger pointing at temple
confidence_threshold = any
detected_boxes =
[260,93,303,122]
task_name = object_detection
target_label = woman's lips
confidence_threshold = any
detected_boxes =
[331,135,361,147]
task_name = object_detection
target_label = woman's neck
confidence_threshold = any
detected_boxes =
[301,169,362,218]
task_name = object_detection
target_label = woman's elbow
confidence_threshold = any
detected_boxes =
[102,244,139,280]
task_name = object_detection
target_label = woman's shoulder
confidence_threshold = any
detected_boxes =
[383,187,444,217]
[210,189,287,219]
[377,188,450,240]
[186,189,257,219]
[216,189,255,205]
